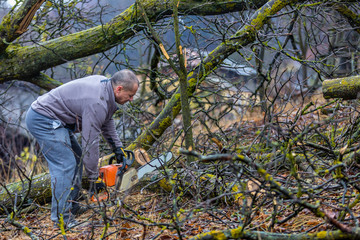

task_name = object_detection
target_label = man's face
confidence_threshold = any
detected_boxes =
[114,83,138,105]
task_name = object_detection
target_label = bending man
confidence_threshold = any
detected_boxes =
[25,69,139,228]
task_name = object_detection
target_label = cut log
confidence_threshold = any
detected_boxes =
[322,75,360,100]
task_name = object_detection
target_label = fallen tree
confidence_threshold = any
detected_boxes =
[0,0,270,90]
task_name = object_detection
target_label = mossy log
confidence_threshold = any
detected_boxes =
[0,166,243,213]
[0,172,51,214]
[322,75,360,100]
[189,227,360,240]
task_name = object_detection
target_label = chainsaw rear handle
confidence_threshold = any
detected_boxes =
[109,150,135,168]
[109,150,135,190]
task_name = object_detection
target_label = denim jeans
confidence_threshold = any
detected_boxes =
[25,107,83,223]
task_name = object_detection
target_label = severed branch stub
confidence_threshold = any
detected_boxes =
[15,0,46,34]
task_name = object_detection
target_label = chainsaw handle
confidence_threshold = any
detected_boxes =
[115,150,134,190]
[126,150,135,166]
[109,150,135,167]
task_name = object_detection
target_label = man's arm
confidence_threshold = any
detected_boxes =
[81,107,107,179]
[101,118,123,150]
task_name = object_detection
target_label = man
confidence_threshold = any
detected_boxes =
[25,69,139,228]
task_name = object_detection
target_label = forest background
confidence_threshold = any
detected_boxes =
[0,0,360,239]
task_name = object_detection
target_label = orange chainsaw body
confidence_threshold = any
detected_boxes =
[99,164,122,187]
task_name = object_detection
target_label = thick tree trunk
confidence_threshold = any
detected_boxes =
[0,0,269,87]
[0,0,46,52]
[322,75,360,100]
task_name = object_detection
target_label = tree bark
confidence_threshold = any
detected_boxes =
[322,75,360,100]
[173,0,195,159]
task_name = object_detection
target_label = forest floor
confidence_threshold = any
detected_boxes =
[2,90,359,239]
[1,187,347,240]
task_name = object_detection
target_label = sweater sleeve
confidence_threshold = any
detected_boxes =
[101,118,123,150]
[81,103,107,179]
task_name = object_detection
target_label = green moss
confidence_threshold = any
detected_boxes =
[203,231,227,240]
[23,227,31,234]
[188,78,197,87]
[100,222,110,238]
[152,117,172,136]
[257,168,267,175]
[204,61,213,71]
[230,227,244,238]
[316,231,327,239]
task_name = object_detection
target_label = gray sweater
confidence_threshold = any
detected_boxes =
[31,75,122,178]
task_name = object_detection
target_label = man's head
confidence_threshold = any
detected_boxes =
[111,69,139,105]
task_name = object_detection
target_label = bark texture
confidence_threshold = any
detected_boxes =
[0,0,46,52]
[322,75,360,100]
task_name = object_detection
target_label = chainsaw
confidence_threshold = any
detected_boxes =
[92,150,173,201]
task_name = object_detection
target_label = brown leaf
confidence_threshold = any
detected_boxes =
[159,235,173,240]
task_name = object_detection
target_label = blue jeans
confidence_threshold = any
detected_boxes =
[25,107,83,223]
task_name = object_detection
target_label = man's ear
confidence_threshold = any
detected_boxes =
[115,85,123,93]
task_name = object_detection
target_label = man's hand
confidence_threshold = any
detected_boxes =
[89,177,108,202]
[114,147,126,163]
[89,177,106,194]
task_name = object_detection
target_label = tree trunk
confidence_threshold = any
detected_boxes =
[0,0,46,52]
[322,75,360,100]
[173,0,195,160]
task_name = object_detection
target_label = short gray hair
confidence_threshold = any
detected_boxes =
[111,69,139,90]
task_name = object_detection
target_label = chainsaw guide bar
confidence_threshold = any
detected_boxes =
[119,151,173,192]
